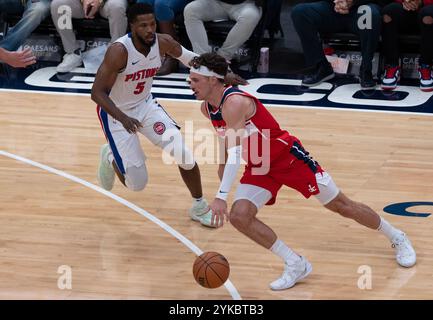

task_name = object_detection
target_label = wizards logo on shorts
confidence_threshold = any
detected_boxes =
[153,122,166,135]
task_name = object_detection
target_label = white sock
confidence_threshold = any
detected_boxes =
[270,239,301,264]
[377,217,402,241]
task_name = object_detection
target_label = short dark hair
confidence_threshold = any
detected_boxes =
[127,3,154,25]
[191,53,228,80]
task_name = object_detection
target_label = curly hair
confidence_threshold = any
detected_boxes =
[127,3,154,25]
[191,53,229,79]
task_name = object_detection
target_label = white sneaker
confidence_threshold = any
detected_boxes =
[97,144,115,191]
[270,256,312,291]
[391,233,416,268]
[189,199,218,228]
[56,52,83,73]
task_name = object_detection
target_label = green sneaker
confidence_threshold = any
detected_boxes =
[97,144,115,191]
[189,199,218,228]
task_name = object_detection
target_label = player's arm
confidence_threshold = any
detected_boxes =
[200,102,229,180]
[158,33,198,67]
[210,95,249,227]
[200,102,227,179]
[91,43,142,134]
[218,144,228,181]
[158,34,247,85]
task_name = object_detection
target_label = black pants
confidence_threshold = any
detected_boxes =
[291,1,382,73]
[382,3,433,65]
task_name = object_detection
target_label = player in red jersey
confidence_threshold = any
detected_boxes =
[188,53,416,290]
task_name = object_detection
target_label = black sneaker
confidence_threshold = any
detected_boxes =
[302,61,335,87]
[359,70,376,90]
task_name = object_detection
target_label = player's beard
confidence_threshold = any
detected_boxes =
[139,32,156,48]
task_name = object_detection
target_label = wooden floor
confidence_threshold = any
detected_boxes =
[0,90,432,300]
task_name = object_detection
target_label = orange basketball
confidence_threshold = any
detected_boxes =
[193,252,230,289]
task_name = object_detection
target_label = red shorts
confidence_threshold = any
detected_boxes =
[240,138,324,206]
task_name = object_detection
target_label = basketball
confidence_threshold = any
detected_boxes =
[193,252,230,289]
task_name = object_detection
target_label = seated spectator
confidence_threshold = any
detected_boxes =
[51,0,128,73]
[137,0,193,75]
[183,0,262,65]
[0,0,51,51]
[0,47,36,67]
[291,0,382,89]
[381,0,433,91]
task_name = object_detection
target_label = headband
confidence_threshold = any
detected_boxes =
[190,65,225,79]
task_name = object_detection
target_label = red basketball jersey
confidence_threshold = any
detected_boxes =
[206,86,296,168]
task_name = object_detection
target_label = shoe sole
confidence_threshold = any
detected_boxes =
[302,73,335,87]
[56,62,83,73]
[200,220,218,228]
[381,85,397,91]
[190,215,200,222]
[420,86,433,92]
[190,210,219,228]
[398,258,416,268]
[361,84,377,90]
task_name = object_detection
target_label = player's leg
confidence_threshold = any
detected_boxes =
[231,184,312,290]
[139,101,217,227]
[97,141,149,191]
[97,106,148,191]
[315,171,416,267]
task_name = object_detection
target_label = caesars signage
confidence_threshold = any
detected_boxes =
[24,68,433,111]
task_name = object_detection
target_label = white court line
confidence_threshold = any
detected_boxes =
[0,150,241,300]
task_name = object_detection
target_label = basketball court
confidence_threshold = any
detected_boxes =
[0,71,433,299]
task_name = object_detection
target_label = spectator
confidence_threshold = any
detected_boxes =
[183,0,262,64]
[136,0,193,75]
[291,0,382,89]
[381,0,433,91]
[0,0,51,51]
[51,0,128,73]
[0,47,36,67]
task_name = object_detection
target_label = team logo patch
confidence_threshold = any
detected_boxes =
[153,122,166,135]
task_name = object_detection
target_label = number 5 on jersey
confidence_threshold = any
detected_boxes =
[134,81,146,95]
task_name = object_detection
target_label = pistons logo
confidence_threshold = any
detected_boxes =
[153,122,166,135]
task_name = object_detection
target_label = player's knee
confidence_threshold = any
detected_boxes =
[230,205,253,230]
[178,161,196,171]
[126,176,148,192]
[125,165,148,192]
[174,144,196,170]
[128,179,148,192]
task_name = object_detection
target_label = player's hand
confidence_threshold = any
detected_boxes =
[119,114,142,134]
[210,198,229,227]
[224,71,249,86]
